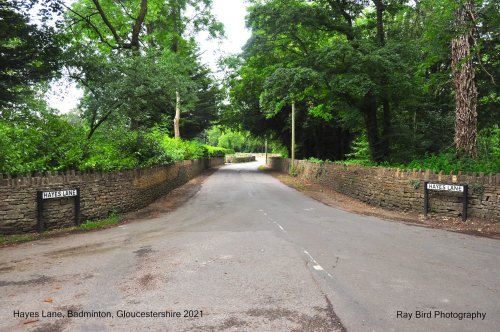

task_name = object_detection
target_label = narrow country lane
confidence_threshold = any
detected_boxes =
[0,160,499,332]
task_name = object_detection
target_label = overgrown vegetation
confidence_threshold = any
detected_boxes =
[225,0,499,171]
[0,233,36,246]
[0,213,127,245]
[79,213,121,231]
[0,112,228,174]
[205,126,288,156]
[0,0,498,176]
[305,129,500,173]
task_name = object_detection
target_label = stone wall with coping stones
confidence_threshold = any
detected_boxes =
[269,157,499,222]
[225,156,256,163]
[0,158,224,235]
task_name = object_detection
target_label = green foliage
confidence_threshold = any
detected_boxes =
[409,180,421,190]
[205,126,285,154]
[229,0,498,165]
[330,128,499,173]
[65,0,222,139]
[0,111,225,174]
[0,110,86,174]
[403,150,499,174]
[306,157,330,164]
[79,213,121,231]
[204,145,228,158]
[80,128,173,171]
[344,134,371,163]
[162,137,207,160]
[0,233,36,246]
[0,0,62,109]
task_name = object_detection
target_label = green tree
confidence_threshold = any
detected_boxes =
[0,0,61,111]
[63,0,223,139]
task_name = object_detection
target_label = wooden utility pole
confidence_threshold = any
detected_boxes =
[174,89,181,138]
[291,101,295,173]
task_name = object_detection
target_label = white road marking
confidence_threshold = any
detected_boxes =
[272,221,285,232]
[304,250,333,279]
[304,250,318,264]
[259,209,284,231]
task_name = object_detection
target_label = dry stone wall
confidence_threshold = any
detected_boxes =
[0,158,224,234]
[269,157,499,222]
[225,156,256,163]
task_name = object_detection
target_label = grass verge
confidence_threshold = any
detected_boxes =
[0,214,122,246]
[257,165,269,171]
[78,213,121,230]
[0,234,36,246]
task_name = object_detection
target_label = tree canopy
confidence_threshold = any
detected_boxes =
[0,0,498,174]
[224,0,499,167]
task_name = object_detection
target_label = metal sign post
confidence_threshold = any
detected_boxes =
[37,188,81,232]
[424,182,468,221]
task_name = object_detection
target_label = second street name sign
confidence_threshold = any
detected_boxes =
[426,183,464,192]
[42,189,78,200]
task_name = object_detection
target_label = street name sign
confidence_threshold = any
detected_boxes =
[426,183,464,192]
[37,188,81,232]
[424,182,468,221]
[42,189,78,200]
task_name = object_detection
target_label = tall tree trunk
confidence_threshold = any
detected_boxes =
[452,1,478,157]
[174,89,181,138]
[171,0,182,139]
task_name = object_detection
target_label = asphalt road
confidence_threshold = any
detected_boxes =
[1,160,499,331]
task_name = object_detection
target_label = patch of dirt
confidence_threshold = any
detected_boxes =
[124,167,220,222]
[0,275,54,287]
[138,273,155,289]
[32,318,69,332]
[266,169,500,240]
[246,306,343,332]
[133,246,153,258]
[45,243,122,258]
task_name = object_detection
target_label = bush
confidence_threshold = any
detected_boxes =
[162,137,207,160]
[0,113,86,174]
[402,151,499,174]
[0,113,228,175]
[204,145,228,158]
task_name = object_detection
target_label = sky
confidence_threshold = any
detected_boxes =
[47,0,251,114]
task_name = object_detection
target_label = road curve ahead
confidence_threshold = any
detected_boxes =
[0,161,499,331]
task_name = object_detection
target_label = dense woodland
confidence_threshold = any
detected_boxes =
[0,0,498,174]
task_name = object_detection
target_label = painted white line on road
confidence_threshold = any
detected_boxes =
[259,208,285,232]
[304,250,333,279]
[273,221,285,232]
[304,250,318,264]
